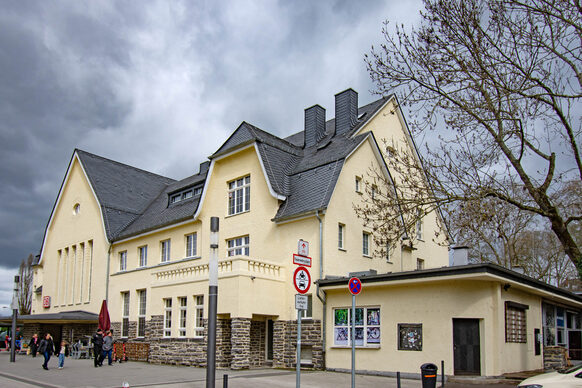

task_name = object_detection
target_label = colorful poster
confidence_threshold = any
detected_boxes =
[398,324,422,351]
[335,327,348,346]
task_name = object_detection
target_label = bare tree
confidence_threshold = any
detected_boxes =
[361,0,582,275]
[17,254,33,315]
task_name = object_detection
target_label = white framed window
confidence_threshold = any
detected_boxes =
[355,176,362,193]
[386,243,392,263]
[161,240,171,263]
[194,295,204,338]
[163,298,172,337]
[227,236,250,256]
[121,292,130,338]
[228,175,250,215]
[119,251,127,271]
[186,233,197,257]
[333,307,381,347]
[178,297,187,337]
[416,258,425,270]
[416,209,424,240]
[137,289,147,337]
[338,224,345,250]
[139,246,148,267]
[371,185,377,200]
[301,294,313,319]
[362,232,370,257]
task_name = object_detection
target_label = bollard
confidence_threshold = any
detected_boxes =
[441,360,445,387]
[223,374,228,388]
[397,371,401,388]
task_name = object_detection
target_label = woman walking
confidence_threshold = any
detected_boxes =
[28,333,39,357]
[38,333,55,370]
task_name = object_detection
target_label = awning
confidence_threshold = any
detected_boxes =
[0,310,98,325]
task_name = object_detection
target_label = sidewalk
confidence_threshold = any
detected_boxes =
[0,352,518,388]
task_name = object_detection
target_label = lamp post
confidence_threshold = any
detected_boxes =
[206,217,219,388]
[10,275,19,363]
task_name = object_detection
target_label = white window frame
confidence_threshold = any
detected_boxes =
[355,176,362,193]
[338,224,345,250]
[186,233,197,258]
[178,297,187,337]
[301,294,313,319]
[416,258,425,270]
[121,292,130,338]
[228,175,250,215]
[333,306,381,348]
[194,295,204,338]
[137,289,147,338]
[227,236,250,257]
[119,251,127,271]
[416,209,424,240]
[161,240,171,263]
[139,246,148,267]
[163,298,172,337]
[362,232,370,257]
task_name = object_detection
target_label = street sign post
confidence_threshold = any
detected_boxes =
[295,294,308,310]
[348,277,362,388]
[293,240,311,388]
[293,254,312,267]
[298,239,309,257]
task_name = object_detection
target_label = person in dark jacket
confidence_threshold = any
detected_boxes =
[91,329,104,367]
[28,333,39,357]
[38,333,55,370]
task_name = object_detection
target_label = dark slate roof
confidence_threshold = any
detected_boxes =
[76,150,176,240]
[115,168,208,240]
[48,96,389,245]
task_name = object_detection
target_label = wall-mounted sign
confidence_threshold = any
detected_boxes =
[42,296,51,308]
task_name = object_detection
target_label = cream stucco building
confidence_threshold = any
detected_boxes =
[19,88,580,377]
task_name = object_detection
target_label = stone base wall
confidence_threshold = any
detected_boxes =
[544,345,568,370]
[109,317,322,370]
[273,319,323,369]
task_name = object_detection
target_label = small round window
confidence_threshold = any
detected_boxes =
[73,203,81,215]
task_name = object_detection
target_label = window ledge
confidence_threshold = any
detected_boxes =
[331,345,381,349]
[225,210,250,219]
[363,254,372,259]
[338,248,346,252]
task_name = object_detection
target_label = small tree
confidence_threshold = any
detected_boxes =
[17,254,34,315]
[361,0,582,275]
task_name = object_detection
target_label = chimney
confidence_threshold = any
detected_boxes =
[335,88,358,136]
[450,246,469,266]
[304,104,326,148]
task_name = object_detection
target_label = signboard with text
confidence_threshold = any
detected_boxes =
[293,254,312,267]
[42,296,51,308]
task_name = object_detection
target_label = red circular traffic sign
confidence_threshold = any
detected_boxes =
[348,277,362,295]
[293,266,311,294]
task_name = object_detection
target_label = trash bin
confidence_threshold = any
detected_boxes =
[420,363,438,388]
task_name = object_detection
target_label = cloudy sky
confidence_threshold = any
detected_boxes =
[0,0,424,308]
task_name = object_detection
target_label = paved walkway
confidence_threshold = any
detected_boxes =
[0,352,518,388]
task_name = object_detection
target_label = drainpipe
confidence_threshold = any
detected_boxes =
[315,210,327,367]
[105,243,112,304]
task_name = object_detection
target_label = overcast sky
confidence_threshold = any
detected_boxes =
[0,1,424,308]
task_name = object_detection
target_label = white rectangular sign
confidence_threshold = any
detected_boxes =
[298,239,309,257]
[293,254,312,267]
[295,294,308,310]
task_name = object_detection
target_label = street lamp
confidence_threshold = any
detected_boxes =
[206,217,219,388]
[10,275,19,363]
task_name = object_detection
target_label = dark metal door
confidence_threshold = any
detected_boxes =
[453,319,481,375]
[266,320,274,361]
[568,330,581,360]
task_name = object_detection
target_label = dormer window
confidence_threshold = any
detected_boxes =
[169,187,202,205]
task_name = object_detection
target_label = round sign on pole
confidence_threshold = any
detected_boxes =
[293,266,311,294]
[348,277,362,295]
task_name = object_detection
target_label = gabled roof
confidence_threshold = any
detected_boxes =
[75,150,176,240]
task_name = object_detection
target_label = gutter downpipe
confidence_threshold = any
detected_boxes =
[105,243,112,304]
[315,210,326,368]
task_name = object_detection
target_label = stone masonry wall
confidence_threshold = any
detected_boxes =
[249,320,266,368]
[231,318,251,369]
[273,319,323,369]
[216,318,232,368]
[544,345,568,370]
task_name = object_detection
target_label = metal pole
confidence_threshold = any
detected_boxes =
[296,308,301,388]
[441,360,445,387]
[10,275,19,363]
[206,217,219,388]
[351,294,355,388]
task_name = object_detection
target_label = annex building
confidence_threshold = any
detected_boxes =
[17,88,581,378]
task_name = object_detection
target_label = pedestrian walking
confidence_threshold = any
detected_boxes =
[57,340,69,369]
[38,333,55,370]
[28,333,39,357]
[91,329,104,367]
[102,330,113,365]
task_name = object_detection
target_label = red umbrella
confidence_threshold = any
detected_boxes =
[98,300,111,331]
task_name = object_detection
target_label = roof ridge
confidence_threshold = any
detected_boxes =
[242,122,303,155]
[75,149,175,183]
